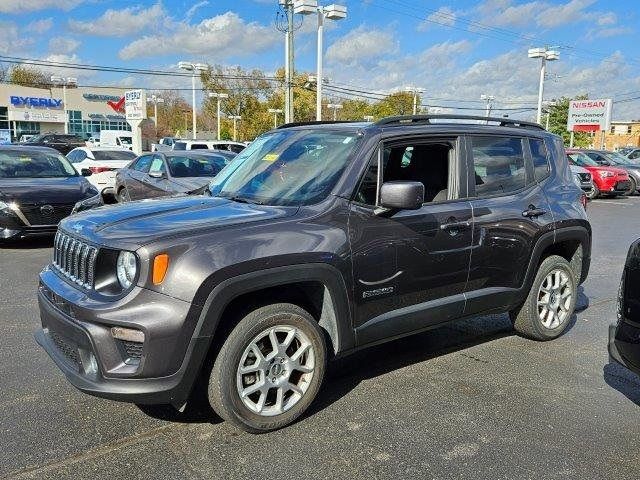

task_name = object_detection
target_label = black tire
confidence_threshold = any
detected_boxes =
[117,187,130,203]
[625,177,637,196]
[208,303,327,433]
[510,255,577,341]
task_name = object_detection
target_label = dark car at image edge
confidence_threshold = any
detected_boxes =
[0,146,98,239]
[34,115,591,433]
[20,133,86,155]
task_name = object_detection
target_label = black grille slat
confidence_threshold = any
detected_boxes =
[123,341,143,359]
[21,204,73,226]
[52,231,98,289]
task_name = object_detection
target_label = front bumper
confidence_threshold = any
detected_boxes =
[35,266,208,406]
[608,322,640,377]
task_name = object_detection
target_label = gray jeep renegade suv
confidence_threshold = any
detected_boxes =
[36,115,591,432]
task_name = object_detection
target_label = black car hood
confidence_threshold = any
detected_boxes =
[0,177,96,205]
[59,196,299,247]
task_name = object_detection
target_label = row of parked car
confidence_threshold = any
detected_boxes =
[567,148,640,198]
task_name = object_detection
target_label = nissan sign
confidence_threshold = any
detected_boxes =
[567,99,612,132]
[10,96,63,108]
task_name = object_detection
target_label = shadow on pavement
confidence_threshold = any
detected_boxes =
[575,285,590,312]
[603,362,640,406]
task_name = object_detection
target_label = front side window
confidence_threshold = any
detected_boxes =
[132,155,153,172]
[529,138,550,182]
[149,157,166,175]
[209,129,361,206]
[472,136,526,196]
[0,150,78,178]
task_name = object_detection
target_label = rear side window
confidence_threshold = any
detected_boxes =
[173,142,187,150]
[190,143,209,150]
[471,136,525,197]
[529,138,550,182]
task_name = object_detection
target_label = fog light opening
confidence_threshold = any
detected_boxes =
[111,326,145,343]
[79,349,98,375]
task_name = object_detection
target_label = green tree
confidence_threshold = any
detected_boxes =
[373,91,415,117]
[547,95,591,147]
[9,65,52,88]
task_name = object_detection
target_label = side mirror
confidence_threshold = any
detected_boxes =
[379,181,424,210]
[80,168,92,177]
[148,171,165,179]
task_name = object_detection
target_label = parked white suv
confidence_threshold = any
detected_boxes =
[67,147,137,197]
[172,140,246,153]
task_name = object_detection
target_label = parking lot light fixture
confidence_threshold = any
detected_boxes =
[179,61,208,139]
[209,92,229,141]
[327,103,343,121]
[229,115,241,141]
[528,47,560,124]
[50,76,77,134]
[295,1,347,121]
[268,108,283,128]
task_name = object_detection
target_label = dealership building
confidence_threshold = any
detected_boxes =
[0,83,131,141]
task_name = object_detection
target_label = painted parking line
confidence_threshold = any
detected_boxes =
[591,200,632,206]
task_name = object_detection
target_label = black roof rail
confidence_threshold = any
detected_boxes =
[374,114,545,131]
[276,120,364,129]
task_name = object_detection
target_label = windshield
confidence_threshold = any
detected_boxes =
[606,151,638,166]
[568,152,599,167]
[118,137,132,145]
[0,150,78,178]
[92,150,137,161]
[27,134,47,143]
[209,129,361,206]
[167,154,227,177]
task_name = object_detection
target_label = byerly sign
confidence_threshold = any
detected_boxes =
[10,96,63,108]
[567,99,612,132]
[124,90,147,121]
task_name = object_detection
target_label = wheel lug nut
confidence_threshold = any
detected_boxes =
[280,358,285,363]
[271,377,276,382]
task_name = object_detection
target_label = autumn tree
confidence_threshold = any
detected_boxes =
[146,90,192,138]
[547,95,591,148]
[9,65,52,88]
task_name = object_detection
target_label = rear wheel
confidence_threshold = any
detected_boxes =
[510,255,577,341]
[208,303,327,433]
[117,187,130,203]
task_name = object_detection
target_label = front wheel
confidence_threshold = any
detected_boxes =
[510,255,577,341]
[587,183,600,199]
[625,177,637,196]
[208,303,327,433]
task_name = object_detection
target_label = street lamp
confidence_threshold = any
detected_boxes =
[405,86,425,115]
[268,108,283,128]
[208,92,229,141]
[480,94,495,123]
[229,115,241,141]
[50,76,77,134]
[327,103,343,121]
[295,1,347,121]
[147,94,164,138]
[178,61,208,139]
[528,47,560,124]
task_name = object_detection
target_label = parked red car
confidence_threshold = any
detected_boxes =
[566,149,630,198]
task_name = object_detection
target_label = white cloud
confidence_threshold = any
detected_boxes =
[0,22,32,54]
[536,0,596,28]
[69,3,167,37]
[475,0,600,28]
[0,0,83,13]
[418,6,457,31]
[48,37,81,54]
[185,1,209,22]
[24,18,54,34]
[118,11,279,60]
[326,27,398,67]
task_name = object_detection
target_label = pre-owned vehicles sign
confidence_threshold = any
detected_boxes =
[124,90,147,121]
[567,99,612,132]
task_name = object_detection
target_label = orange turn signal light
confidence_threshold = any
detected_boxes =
[152,254,169,285]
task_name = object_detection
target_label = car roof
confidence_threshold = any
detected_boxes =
[0,145,61,154]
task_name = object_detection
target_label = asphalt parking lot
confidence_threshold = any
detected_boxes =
[1,197,639,480]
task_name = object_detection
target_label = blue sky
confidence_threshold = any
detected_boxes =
[2,0,640,118]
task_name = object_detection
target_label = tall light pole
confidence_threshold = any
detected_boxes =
[229,115,241,141]
[178,61,208,139]
[405,86,425,115]
[528,47,560,124]
[277,0,297,123]
[295,1,347,121]
[268,108,283,128]
[50,76,77,134]
[481,94,495,124]
[208,92,229,140]
[327,103,343,121]
[147,94,164,139]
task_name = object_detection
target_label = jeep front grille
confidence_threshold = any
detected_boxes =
[53,231,98,288]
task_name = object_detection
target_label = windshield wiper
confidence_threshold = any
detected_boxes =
[226,195,264,205]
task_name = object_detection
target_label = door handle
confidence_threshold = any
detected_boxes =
[440,220,471,231]
[522,205,547,218]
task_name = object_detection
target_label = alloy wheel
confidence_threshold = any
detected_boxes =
[537,269,572,329]
[236,325,315,417]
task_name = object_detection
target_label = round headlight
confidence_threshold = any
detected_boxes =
[116,251,137,289]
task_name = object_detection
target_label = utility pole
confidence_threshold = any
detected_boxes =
[405,86,425,115]
[229,115,241,141]
[277,0,302,124]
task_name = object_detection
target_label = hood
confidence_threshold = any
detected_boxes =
[0,177,96,205]
[169,177,213,192]
[59,195,298,247]
[580,165,627,175]
[569,165,589,174]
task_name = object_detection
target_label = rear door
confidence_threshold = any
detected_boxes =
[464,135,554,315]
